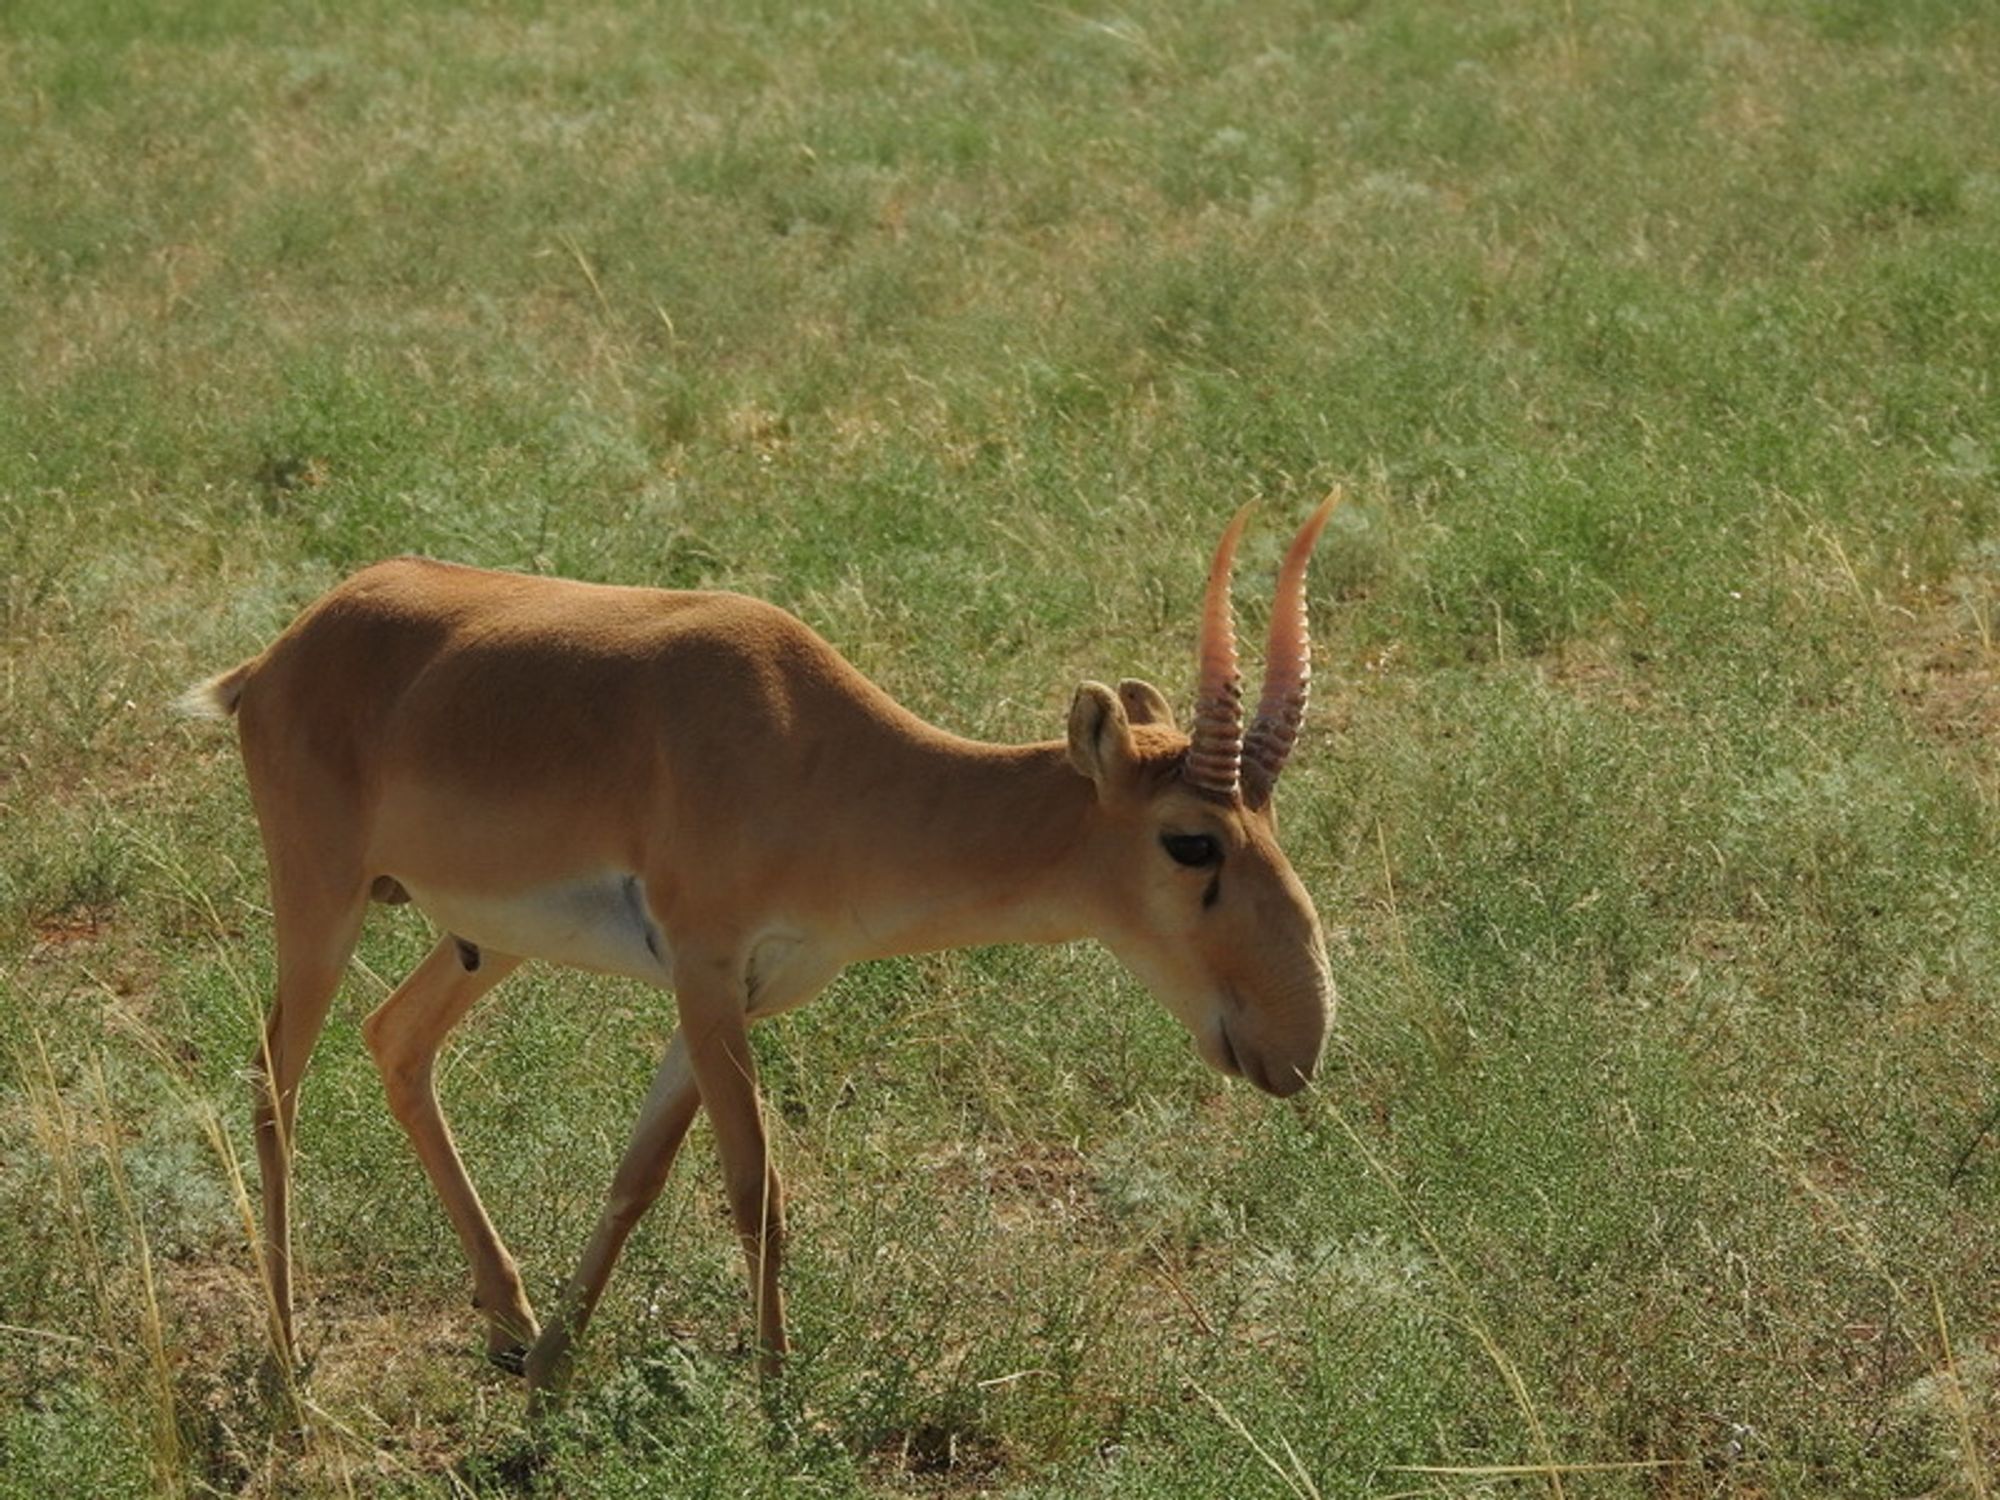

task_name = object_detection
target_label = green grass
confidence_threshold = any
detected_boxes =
[4,0,2000,1493]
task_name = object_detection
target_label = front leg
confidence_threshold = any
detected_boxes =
[524,1030,701,1406]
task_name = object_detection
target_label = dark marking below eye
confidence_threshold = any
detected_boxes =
[454,937,481,972]
[1202,875,1221,910]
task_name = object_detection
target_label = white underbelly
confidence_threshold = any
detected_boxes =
[402,871,673,984]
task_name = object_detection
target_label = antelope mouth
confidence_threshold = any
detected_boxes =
[1252,1053,1311,1098]
[1207,1017,1316,1098]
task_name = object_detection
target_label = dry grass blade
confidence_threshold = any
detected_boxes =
[0,1319,113,1353]
[1929,1281,1994,1500]
[1187,1377,1324,1500]
[84,1053,188,1497]
[1386,1458,1689,1477]
[1318,1094,1566,1500]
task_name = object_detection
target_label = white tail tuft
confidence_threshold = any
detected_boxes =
[174,665,251,721]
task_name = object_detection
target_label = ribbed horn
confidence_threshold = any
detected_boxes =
[1241,490,1341,810]
[1184,504,1253,799]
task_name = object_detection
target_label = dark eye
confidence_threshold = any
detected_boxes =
[1161,833,1221,869]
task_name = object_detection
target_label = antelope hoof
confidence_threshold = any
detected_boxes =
[478,1293,540,1373]
[522,1330,575,1420]
[488,1342,529,1376]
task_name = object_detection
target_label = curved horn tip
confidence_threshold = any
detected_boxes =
[1211,501,1255,575]
[1237,488,1346,806]
[1288,487,1343,559]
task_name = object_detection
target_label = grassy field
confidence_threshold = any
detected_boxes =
[4,0,2000,1493]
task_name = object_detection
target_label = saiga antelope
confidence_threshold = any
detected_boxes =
[182,497,1339,1402]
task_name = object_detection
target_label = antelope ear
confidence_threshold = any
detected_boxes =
[1117,678,1175,729]
[1067,681,1138,794]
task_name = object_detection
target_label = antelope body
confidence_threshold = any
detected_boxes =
[186,500,1339,1400]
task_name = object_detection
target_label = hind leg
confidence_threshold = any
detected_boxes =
[362,936,536,1364]
[253,877,369,1370]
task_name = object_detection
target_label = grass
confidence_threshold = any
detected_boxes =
[3,0,1999,1493]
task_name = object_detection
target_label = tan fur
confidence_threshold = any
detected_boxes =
[196,549,1333,1404]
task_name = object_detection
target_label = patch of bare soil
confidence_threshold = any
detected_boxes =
[914,1138,1101,1238]
[871,1419,1010,1495]
[1889,595,2000,748]
[28,902,115,954]
[1534,637,1654,711]
[154,1254,526,1495]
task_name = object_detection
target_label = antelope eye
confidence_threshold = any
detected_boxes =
[1160,832,1221,869]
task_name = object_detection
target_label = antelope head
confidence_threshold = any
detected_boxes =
[1066,497,1339,1097]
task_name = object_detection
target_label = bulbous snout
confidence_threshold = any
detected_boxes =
[1202,973,1334,1098]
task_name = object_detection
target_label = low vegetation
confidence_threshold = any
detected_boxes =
[3,0,1998,1494]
